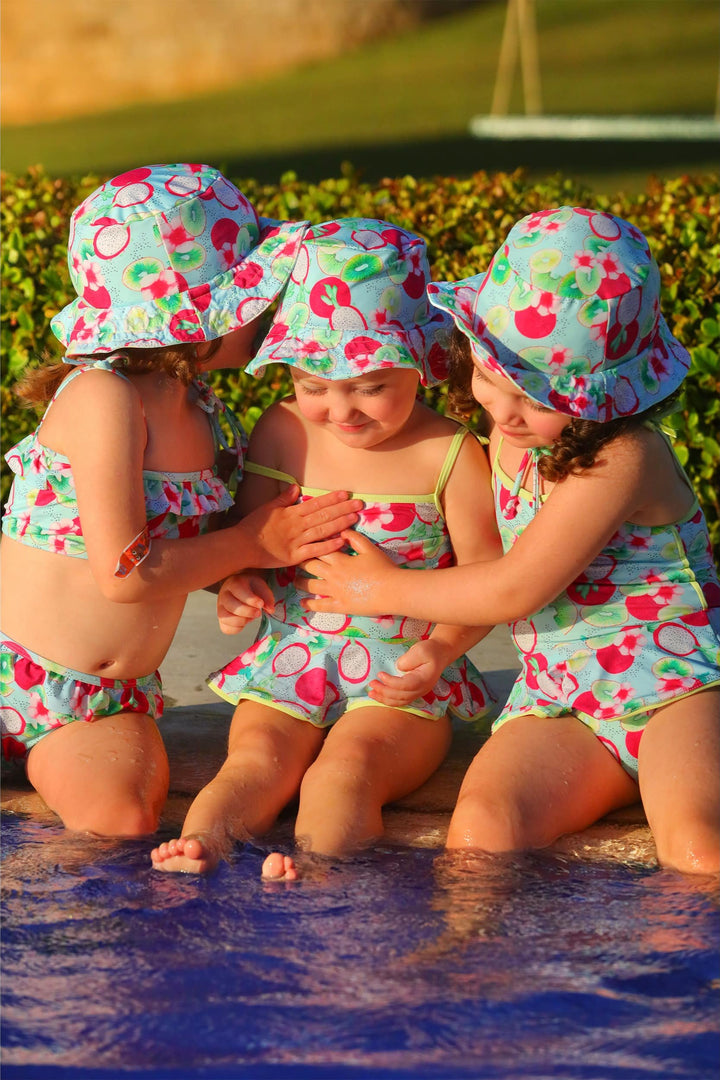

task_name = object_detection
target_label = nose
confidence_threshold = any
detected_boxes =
[328,391,358,423]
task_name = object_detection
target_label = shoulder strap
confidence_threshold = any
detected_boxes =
[433,426,469,504]
[244,460,299,486]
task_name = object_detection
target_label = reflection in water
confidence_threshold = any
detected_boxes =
[2,814,718,1079]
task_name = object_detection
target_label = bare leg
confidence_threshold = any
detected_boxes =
[26,712,170,837]
[639,689,720,874]
[446,714,639,852]
[290,706,452,859]
[151,702,325,874]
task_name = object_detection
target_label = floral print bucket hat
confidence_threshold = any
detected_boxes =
[51,163,309,358]
[428,206,690,420]
[246,218,453,387]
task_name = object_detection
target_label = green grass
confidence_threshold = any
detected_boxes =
[2,0,719,190]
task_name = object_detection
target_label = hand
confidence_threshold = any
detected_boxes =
[240,487,362,569]
[368,639,447,708]
[297,530,399,617]
[217,573,275,634]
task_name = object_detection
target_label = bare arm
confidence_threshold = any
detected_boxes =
[61,374,361,603]
[299,431,649,626]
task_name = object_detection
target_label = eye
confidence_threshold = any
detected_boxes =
[359,384,385,396]
[298,384,326,396]
[525,396,552,413]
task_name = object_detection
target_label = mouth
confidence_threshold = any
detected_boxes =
[333,421,368,433]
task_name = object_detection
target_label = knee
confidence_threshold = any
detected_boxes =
[63,796,163,838]
[446,790,537,853]
[655,823,720,876]
[300,739,379,798]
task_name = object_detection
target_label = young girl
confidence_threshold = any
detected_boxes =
[0,164,362,838]
[151,218,502,876]
[297,207,720,876]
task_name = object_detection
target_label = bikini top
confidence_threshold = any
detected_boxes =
[492,434,720,636]
[244,424,472,636]
[2,361,247,558]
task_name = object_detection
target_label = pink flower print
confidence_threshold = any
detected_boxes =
[70,314,105,345]
[657,673,699,697]
[595,630,645,674]
[572,251,597,275]
[70,682,94,721]
[597,250,623,280]
[160,220,195,253]
[361,505,397,531]
[27,691,51,724]
[402,543,427,567]
[48,519,82,554]
[546,346,573,370]
[14,510,32,538]
[503,495,520,520]
[140,267,178,301]
[80,261,112,309]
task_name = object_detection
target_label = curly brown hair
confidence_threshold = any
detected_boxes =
[446,327,682,481]
[15,341,222,408]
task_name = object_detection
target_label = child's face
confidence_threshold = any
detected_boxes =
[290,366,421,449]
[471,359,570,447]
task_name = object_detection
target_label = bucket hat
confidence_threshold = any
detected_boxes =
[246,219,452,387]
[51,163,309,358]
[428,206,690,421]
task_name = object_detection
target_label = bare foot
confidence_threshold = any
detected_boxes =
[261,852,300,881]
[150,835,222,875]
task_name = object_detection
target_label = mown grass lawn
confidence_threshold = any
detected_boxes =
[2,0,719,190]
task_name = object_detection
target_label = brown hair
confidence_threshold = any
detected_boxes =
[15,340,222,407]
[447,327,682,481]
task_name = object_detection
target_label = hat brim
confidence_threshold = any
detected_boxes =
[52,218,309,357]
[429,276,690,421]
[246,309,453,388]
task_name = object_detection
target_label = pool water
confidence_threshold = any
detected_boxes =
[2,814,719,1080]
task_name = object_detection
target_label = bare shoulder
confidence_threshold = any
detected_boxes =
[39,367,143,453]
[246,397,302,468]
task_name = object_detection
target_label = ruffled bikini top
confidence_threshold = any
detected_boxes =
[2,361,247,558]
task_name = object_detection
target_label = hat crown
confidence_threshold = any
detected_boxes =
[249,218,452,386]
[428,206,689,421]
[484,206,662,372]
[66,164,261,301]
[276,218,434,334]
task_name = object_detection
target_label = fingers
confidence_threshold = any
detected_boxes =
[297,490,363,519]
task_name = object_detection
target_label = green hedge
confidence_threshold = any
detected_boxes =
[2,166,719,556]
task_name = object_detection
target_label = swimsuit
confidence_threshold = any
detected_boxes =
[208,426,494,727]
[0,638,163,761]
[1,360,247,761]
[491,435,720,778]
[2,361,247,554]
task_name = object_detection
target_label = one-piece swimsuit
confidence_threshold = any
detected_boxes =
[491,434,720,778]
[208,425,494,727]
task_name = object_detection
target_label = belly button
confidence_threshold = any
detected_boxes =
[97,660,116,671]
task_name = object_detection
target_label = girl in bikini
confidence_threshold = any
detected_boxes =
[1,165,360,837]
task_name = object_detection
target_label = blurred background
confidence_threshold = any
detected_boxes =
[2,0,719,194]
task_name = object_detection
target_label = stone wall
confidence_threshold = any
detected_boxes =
[2,0,459,124]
